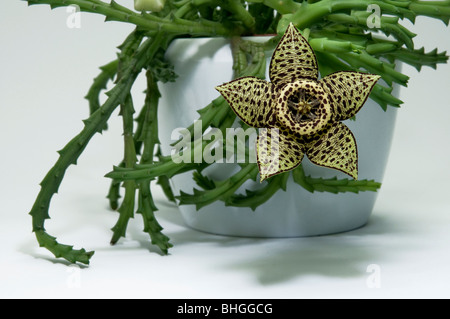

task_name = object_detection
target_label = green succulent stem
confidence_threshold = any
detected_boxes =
[156,146,176,203]
[223,0,256,32]
[135,69,172,253]
[325,12,416,49]
[84,59,118,123]
[246,0,301,14]
[292,165,381,193]
[340,51,409,87]
[224,173,289,210]
[385,47,449,71]
[29,36,164,265]
[110,94,137,245]
[110,31,144,245]
[106,165,122,210]
[25,0,232,36]
[278,0,450,33]
[178,164,259,210]
[288,1,409,29]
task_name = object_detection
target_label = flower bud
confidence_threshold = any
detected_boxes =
[134,0,166,12]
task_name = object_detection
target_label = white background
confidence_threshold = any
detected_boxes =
[1,0,450,298]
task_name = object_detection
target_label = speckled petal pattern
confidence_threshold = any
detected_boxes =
[269,23,318,87]
[319,71,381,121]
[216,77,277,128]
[257,127,305,182]
[304,122,358,179]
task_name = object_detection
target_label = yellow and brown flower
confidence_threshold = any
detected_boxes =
[216,23,381,182]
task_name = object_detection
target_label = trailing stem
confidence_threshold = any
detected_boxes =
[135,69,173,253]
[29,36,164,265]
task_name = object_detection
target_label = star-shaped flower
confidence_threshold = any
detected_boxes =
[216,23,381,182]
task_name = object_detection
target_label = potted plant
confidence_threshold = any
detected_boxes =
[25,0,450,265]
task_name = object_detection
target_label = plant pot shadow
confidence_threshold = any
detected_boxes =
[154,208,404,285]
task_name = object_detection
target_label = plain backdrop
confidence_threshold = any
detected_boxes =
[1,0,450,298]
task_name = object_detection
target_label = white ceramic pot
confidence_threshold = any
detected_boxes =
[158,37,400,237]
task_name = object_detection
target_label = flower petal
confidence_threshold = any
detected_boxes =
[319,71,381,121]
[269,23,319,87]
[257,127,305,182]
[216,77,276,128]
[304,122,358,179]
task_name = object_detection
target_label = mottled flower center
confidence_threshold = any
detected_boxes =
[287,90,321,122]
[277,80,332,136]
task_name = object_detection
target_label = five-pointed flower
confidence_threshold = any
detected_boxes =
[216,23,381,182]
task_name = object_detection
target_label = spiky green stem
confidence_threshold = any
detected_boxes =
[178,164,259,210]
[110,93,138,245]
[288,0,450,29]
[292,165,381,193]
[29,36,163,265]
[106,166,122,210]
[224,173,289,211]
[156,146,176,203]
[325,12,416,49]
[25,0,232,36]
[109,31,143,245]
[135,69,172,254]
[385,47,449,71]
[84,59,118,122]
